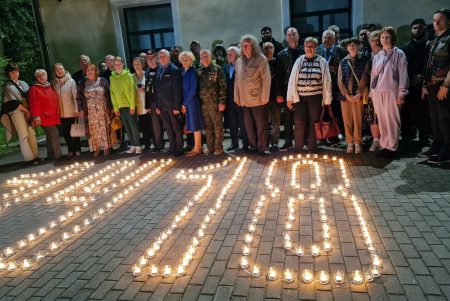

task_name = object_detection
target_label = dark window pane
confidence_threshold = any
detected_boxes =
[126,5,173,32]
[323,13,349,30]
[292,0,349,14]
[294,16,319,34]
[129,34,151,51]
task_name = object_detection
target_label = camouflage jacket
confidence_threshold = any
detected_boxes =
[198,63,227,105]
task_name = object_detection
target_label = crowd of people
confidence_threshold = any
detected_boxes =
[1,8,449,164]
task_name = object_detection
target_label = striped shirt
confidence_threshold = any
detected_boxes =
[297,56,323,96]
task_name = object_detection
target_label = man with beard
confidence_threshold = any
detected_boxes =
[358,28,372,59]
[259,26,284,56]
[274,27,304,151]
[402,18,431,147]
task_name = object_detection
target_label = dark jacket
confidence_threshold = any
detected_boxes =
[223,63,236,106]
[144,66,158,110]
[259,37,284,56]
[274,45,304,98]
[424,29,450,88]
[402,39,427,87]
[153,63,183,111]
[316,44,348,83]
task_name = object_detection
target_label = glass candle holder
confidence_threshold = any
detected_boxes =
[311,244,320,256]
[319,270,330,284]
[352,270,364,285]
[240,256,249,269]
[268,266,277,280]
[149,264,158,276]
[302,269,313,283]
[162,265,172,277]
[284,269,294,283]
[251,265,260,277]
[334,270,344,284]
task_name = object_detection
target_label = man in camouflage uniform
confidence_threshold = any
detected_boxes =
[198,49,227,155]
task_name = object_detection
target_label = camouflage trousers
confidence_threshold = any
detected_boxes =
[202,103,224,151]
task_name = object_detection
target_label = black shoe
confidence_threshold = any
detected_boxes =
[227,145,239,151]
[280,143,292,152]
[378,149,396,159]
[151,147,164,152]
[418,149,438,158]
[257,150,269,156]
[244,148,256,154]
[269,146,279,152]
[427,155,450,164]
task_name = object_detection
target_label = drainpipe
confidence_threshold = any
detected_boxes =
[31,0,51,75]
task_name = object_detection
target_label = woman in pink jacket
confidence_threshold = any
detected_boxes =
[370,27,408,159]
[29,69,62,160]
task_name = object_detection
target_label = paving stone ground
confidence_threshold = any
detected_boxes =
[0,141,449,301]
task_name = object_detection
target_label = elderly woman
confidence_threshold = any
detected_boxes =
[365,30,382,152]
[370,27,408,159]
[234,34,271,155]
[110,56,141,154]
[29,69,62,160]
[132,57,153,151]
[337,38,369,154]
[77,64,112,156]
[51,63,81,156]
[286,37,332,153]
[179,51,205,156]
[1,63,39,163]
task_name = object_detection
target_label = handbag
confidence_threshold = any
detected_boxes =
[110,116,123,131]
[70,118,86,137]
[314,105,341,140]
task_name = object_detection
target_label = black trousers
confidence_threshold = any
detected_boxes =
[160,110,183,152]
[226,102,248,148]
[427,83,450,157]
[401,84,431,142]
[60,117,81,153]
[150,109,164,148]
[293,95,322,151]
[138,113,154,149]
[282,102,294,145]
[243,105,268,152]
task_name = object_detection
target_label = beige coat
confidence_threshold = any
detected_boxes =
[234,54,271,107]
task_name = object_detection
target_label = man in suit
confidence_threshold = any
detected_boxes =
[316,29,347,143]
[223,46,248,151]
[153,49,184,156]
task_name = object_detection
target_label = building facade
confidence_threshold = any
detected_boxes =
[37,0,447,72]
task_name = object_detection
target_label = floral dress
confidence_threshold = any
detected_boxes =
[84,78,111,151]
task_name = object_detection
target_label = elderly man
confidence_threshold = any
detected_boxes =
[72,54,91,84]
[144,49,164,151]
[198,49,227,155]
[153,49,184,156]
[317,30,347,143]
[235,34,271,155]
[275,27,304,151]
[223,46,248,151]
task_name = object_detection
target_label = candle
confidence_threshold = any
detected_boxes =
[320,214,328,223]
[268,267,277,280]
[177,264,185,276]
[242,245,250,256]
[295,245,304,256]
[311,244,320,256]
[0,261,5,271]
[198,229,205,238]
[18,240,27,248]
[248,223,256,233]
[371,266,381,278]
[323,240,332,251]
[319,270,330,284]
[352,270,364,284]
[50,241,59,251]
[132,264,141,276]
[284,239,292,250]
[4,247,14,257]
[288,213,295,222]
[73,225,81,233]
[365,270,374,282]
[302,269,313,283]
[284,269,294,283]
[84,218,91,226]
[139,256,148,267]
[240,256,249,269]
[149,264,158,276]
[334,270,344,283]
[252,265,260,277]
[372,255,382,268]
[285,221,292,230]
[35,251,46,261]
[244,233,253,244]
[7,261,17,271]
[49,221,57,229]
[22,259,32,270]
[62,232,71,241]
[162,265,172,277]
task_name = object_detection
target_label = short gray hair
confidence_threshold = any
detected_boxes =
[158,49,170,57]
[199,49,212,57]
[322,30,336,39]
[34,69,47,77]
[240,34,261,57]
[227,46,241,56]
[304,37,319,47]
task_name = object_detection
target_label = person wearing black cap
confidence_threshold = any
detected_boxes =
[421,8,450,164]
[401,18,430,148]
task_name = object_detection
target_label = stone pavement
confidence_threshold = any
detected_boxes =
[0,143,449,301]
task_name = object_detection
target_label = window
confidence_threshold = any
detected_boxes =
[123,4,175,59]
[290,0,351,42]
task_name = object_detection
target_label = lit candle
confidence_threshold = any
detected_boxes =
[149,264,158,276]
[244,233,253,244]
[35,251,46,261]
[248,223,256,233]
[285,221,292,230]
[139,256,148,267]
[147,248,156,258]
[177,264,185,276]
[323,240,332,251]
[334,270,344,283]
[242,245,250,256]
[62,232,71,241]
[302,269,313,283]
[319,270,330,284]
[22,259,32,270]
[284,269,294,283]
[372,255,382,268]
[0,261,5,271]
[352,270,364,284]
[198,229,205,238]
[255,207,261,216]
[268,266,277,280]
[371,266,381,278]
[50,241,59,251]
[320,214,328,223]
[295,245,304,256]
[7,261,17,271]
[365,270,374,282]
[73,225,81,233]
[240,256,249,269]
[18,240,27,248]
[162,265,172,277]
[311,244,320,256]
[132,264,141,276]
[251,264,260,277]
[4,247,14,257]
[84,218,91,226]
[367,244,375,254]
[288,213,295,222]
[49,221,57,229]
[284,239,292,250]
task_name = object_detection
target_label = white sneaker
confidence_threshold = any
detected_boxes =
[369,140,380,152]
[346,143,354,153]
[135,146,143,154]
[126,146,136,154]
[355,144,363,154]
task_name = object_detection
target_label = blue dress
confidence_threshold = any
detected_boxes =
[182,67,205,131]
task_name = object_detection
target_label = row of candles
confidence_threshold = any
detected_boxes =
[238,155,383,285]
[45,160,134,203]
[0,159,172,273]
[132,157,247,277]
[0,162,95,211]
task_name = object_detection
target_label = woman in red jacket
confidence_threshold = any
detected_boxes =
[29,69,62,160]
